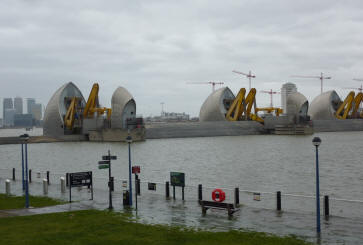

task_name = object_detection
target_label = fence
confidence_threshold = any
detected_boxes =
[0,167,362,219]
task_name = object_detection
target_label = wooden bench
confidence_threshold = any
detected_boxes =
[200,200,238,217]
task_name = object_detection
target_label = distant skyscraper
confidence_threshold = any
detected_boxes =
[3,98,13,120]
[4,108,16,126]
[27,98,36,114]
[14,97,23,114]
[31,103,42,120]
[281,82,297,113]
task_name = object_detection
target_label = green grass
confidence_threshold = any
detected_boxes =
[0,210,312,245]
[0,194,65,210]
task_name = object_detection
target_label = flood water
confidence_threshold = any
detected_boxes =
[0,128,362,244]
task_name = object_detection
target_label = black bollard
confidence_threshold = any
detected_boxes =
[173,186,176,200]
[29,169,32,183]
[66,173,69,187]
[109,177,114,191]
[12,168,15,181]
[165,181,170,198]
[198,184,202,203]
[277,191,281,211]
[182,187,184,201]
[234,187,240,206]
[136,178,141,195]
[324,195,329,217]
[46,171,50,185]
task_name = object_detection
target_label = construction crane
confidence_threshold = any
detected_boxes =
[260,89,280,108]
[232,70,255,90]
[83,83,112,119]
[291,72,331,94]
[187,82,224,92]
[351,79,363,92]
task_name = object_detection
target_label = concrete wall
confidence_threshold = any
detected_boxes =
[89,128,145,142]
[145,121,265,139]
[313,119,363,132]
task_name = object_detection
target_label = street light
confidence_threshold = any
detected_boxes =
[126,134,133,206]
[20,134,30,208]
[312,136,322,234]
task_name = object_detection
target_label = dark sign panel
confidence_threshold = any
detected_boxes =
[69,171,92,187]
[98,160,110,165]
[102,155,117,160]
[132,166,141,174]
[148,183,156,191]
[170,172,185,187]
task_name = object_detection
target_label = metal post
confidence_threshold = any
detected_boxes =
[128,142,132,206]
[21,144,24,190]
[12,168,15,181]
[29,169,32,183]
[316,146,321,233]
[182,187,184,201]
[25,143,29,208]
[198,184,202,202]
[165,181,170,198]
[173,185,175,200]
[277,191,281,211]
[235,187,239,206]
[69,174,72,203]
[324,195,329,217]
[135,174,138,210]
[46,171,50,185]
[108,150,113,209]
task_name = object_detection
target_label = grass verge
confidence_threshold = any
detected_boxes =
[0,210,312,245]
[0,194,65,210]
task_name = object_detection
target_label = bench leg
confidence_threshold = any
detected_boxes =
[228,207,233,217]
[202,207,207,215]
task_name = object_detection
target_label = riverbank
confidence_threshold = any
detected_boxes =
[0,209,312,245]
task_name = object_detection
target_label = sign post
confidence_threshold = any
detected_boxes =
[68,171,93,203]
[99,150,117,209]
[132,166,140,210]
[170,172,185,200]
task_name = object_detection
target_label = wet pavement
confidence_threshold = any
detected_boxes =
[1,178,363,244]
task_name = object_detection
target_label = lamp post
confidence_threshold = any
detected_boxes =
[20,134,30,208]
[126,134,133,206]
[312,136,322,234]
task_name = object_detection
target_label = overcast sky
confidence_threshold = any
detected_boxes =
[1,0,363,117]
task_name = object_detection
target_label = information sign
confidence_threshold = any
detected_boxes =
[69,171,92,187]
[132,166,140,174]
[148,183,156,191]
[170,172,185,187]
[102,155,117,160]
[68,171,93,203]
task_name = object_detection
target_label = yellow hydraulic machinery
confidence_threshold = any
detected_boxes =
[83,83,112,119]
[64,97,78,130]
[226,88,264,123]
[255,107,283,116]
[336,91,363,119]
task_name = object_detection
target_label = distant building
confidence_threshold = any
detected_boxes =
[4,108,16,126]
[31,103,42,121]
[281,83,297,113]
[14,97,23,114]
[27,98,36,114]
[3,98,13,121]
[14,114,33,127]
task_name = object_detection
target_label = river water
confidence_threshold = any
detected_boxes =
[0,128,362,244]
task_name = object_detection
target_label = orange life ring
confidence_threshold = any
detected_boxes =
[212,188,225,202]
